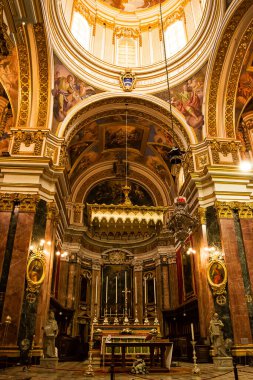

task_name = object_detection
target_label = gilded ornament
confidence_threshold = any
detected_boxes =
[0,193,14,212]
[26,248,46,293]
[17,194,39,213]
[210,140,240,164]
[198,207,206,225]
[33,24,49,129]
[216,294,227,306]
[215,201,233,219]
[207,0,253,137]
[16,26,30,128]
[207,258,227,297]
[12,130,46,155]
[119,70,137,92]
[225,22,253,138]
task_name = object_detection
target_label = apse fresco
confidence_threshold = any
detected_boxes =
[154,65,206,142]
[104,125,144,150]
[102,0,165,12]
[236,41,253,122]
[86,180,154,206]
[0,47,18,119]
[52,55,100,132]
[70,145,99,181]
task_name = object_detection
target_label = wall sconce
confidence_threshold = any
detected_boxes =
[55,250,68,258]
[187,247,196,255]
[204,246,224,261]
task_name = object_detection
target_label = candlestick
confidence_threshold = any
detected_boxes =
[115,275,117,303]
[95,276,98,304]
[191,323,195,341]
[105,276,108,304]
[135,276,137,303]
[125,271,127,289]
[191,340,201,376]
[154,277,156,304]
[144,278,147,304]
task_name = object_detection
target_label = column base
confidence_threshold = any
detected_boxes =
[40,357,58,369]
[213,356,233,370]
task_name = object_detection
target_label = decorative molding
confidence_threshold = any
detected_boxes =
[198,207,207,225]
[215,201,234,219]
[16,194,39,213]
[209,140,240,164]
[114,27,140,40]
[16,26,31,128]
[195,151,210,171]
[46,202,59,221]
[225,20,253,138]
[0,193,14,212]
[207,0,253,137]
[11,130,46,155]
[33,23,49,129]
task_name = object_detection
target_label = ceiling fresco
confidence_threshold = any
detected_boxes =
[67,116,176,188]
[0,46,18,119]
[0,84,13,155]
[86,180,154,206]
[52,55,101,133]
[154,65,207,142]
[101,0,165,12]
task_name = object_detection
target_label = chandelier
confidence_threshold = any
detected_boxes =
[87,105,167,238]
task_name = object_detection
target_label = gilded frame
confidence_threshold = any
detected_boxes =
[26,257,45,287]
[207,260,227,295]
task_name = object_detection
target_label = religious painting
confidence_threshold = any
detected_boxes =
[68,121,99,166]
[27,257,45,286]
[102,0,165,12]
[0,46,19,120]
[207,260,227,291]
[104,125,143,150]
[102,265,132,317]
[154,65,206,142]
[52,55,100,132]
[85,180,153,206]
[69,146,99,182]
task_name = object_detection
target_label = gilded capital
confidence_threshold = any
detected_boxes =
[215,201,233,219]
[47,202,59,222]
[0,193,14,212]
[236,202,253,219]
[198,207,206,225]
[16,194,40,213]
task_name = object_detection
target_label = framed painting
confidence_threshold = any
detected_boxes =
[27,257,45,286]
[207,260,227,294]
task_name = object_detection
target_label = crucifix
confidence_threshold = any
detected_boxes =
[122,271,131,325]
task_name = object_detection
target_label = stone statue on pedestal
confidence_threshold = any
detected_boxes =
[209,313,227,357]
[43,310,58,358]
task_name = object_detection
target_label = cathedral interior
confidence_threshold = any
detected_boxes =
[0,0,253,375]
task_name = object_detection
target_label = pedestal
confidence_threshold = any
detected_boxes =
[40,357,58,369]
[213,356,233,371]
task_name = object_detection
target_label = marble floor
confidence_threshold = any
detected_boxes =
[0,361,253,380]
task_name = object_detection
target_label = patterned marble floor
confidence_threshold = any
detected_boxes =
[0,362,253,379]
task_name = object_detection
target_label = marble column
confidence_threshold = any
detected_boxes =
[35,202,59,347]
[0,194,13,278]
[216,203,252,344]
[238,205,253,288]
[192,207,214,338]
[1,195,38,347]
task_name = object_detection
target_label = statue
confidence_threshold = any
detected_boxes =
[131,358,148,374]
[43,310,58,358]
[209,313,228,357]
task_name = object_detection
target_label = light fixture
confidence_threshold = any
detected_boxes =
[159,0,185,166]
[239,160,252,172]
[187,247,196,255]
[87,104,168,238]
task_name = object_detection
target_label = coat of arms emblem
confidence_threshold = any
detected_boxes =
[119,69,136,92]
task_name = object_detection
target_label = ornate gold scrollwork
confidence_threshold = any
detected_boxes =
[119,70,137,92]
[12,130,46,155]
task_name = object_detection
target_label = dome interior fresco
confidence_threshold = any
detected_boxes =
[99,0,166,13]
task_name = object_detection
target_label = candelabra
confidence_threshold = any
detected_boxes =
[143,305,150,325]
[85,341,95,376]
[103,305,109,325]
[191,340,201,377]
[93,305,98,324]
[113,304,119,325]
[153,305,159,326]
[134,305,140,325]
